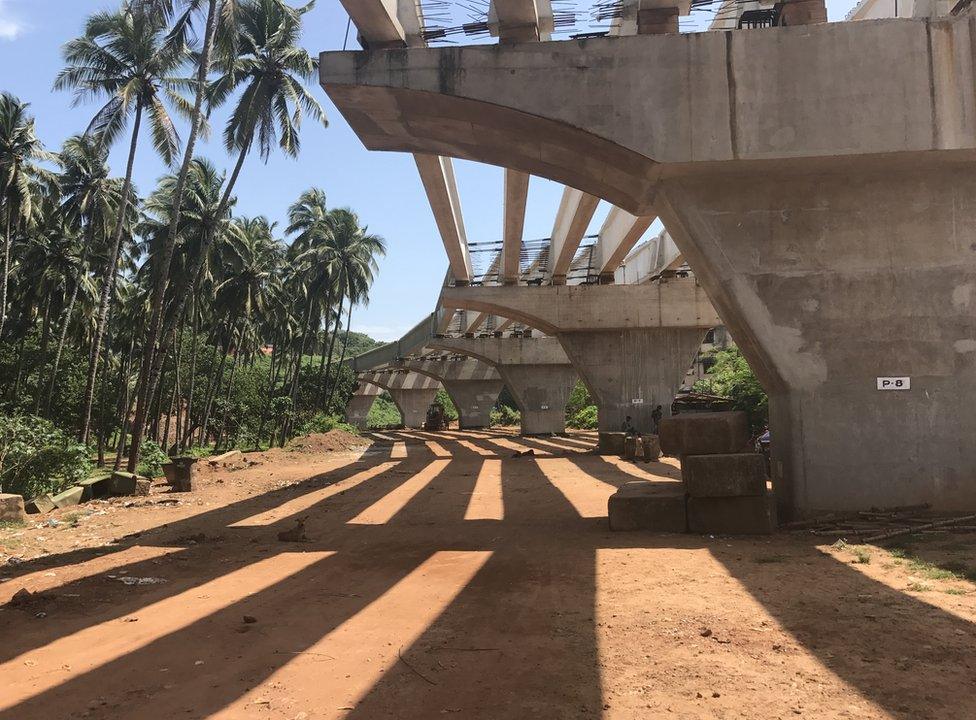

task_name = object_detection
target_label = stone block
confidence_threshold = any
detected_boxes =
[77,476,111,502]
[623,436,638,460]
[608,481,687,533]
[166,457,198,492]
[687,495,775,535]
[109,472,147,496]
[640,435,661,462]
[135,478,152,497]
[51,486,84,509]
[658,412,750,457]
[682,453,767,498]
[0,494,26,523]
[25,494,56,514]
[598,432,627,456]
[779,0,827,26]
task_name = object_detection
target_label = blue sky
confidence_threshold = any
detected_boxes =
[0,0,859,342]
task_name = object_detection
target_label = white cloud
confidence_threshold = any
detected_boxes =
[353,325,406,343]
[0,0,25,41]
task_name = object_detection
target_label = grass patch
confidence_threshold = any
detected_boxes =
[832,540,870,564]
[944,587,969,596]
[61,511,84,528]
[906,581,931,592]
[0,519,26,531]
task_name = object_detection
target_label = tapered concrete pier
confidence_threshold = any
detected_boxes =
[428,337,577,435]
[394,358,503,429]
[359,372,441,429]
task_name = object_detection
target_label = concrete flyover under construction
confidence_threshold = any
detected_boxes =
[323,14,976,517]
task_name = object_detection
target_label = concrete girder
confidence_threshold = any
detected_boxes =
[441,278,719,336]
[595,207,655,282]
[548,187,599,285]
[489,0,554,42]
[393,358,503,429]
[415,154,473,285]
[614,228,684,285]
[346,313,435,372]
[338,0,425,49]
[427,336,575,435]
[321,21,976,216]
[360,371,441,429]
[501,169,529,285]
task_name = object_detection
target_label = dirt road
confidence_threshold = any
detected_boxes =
[1,430,974,719]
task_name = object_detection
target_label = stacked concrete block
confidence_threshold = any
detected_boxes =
[661,412,774,535]
[598,432,627,456]
[608,481,687,533]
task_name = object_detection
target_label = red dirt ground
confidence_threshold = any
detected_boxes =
[1,429,974,719]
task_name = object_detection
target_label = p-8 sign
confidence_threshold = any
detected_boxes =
[877,377,911,391]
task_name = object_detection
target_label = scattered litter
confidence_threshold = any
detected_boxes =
[699,628,712,638]
[109,576,167,586]
[243,615,258,624]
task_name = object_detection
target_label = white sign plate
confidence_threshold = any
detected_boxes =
[631,398,645,405]
[877,377,910,391]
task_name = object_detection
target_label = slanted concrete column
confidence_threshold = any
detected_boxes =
[501,364,577,434]
[395,358,503,430]
[427,337,578,435]
[345,381,382,430]
[657,162,976,515]
[440,378,504,429]
[558,328,705,433]
[388,387,440,429]
[345,395,377,431]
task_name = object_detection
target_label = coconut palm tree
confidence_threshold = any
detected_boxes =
[321,208,385,410]
[128,0,326,469]
[129,0,242,469]
[44,134,126,412]
[55,5,189,443]
[0,93,54,340]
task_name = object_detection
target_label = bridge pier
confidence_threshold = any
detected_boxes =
[394,358,503,430]
[388,387,439,429]
[345,394,377,431]
[428,337,578,435]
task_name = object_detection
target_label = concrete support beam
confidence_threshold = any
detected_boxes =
[465,311,490,334]
[441,278,719,335]
[338,0,425,49]
[501,169,529,284]
[415,154,472,285]
[395,358,504,429]
[548,187,599,285]
[595,208,655,281]
[489,0,554,42]
[428,337,576,434]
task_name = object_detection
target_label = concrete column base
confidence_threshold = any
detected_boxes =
[557,328,705,435]
[441,379,504,429]
[344,395,376,431]
[498,364,577,435]
[389,388,439,429]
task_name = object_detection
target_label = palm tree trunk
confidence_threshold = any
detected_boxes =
[321,292,345,409]
[180,305,200,452]
[32,299,52,415]
[130,132,252,469]
[214,339,240,451]
[80,102,144,445]
[325,300,355,413]
[199,317,235,447]
[45,224,93,413]
[112,338,135,472]
[128,0,220,471]
[0,212,12,340]
[256,339,277,448]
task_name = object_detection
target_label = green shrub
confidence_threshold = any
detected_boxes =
[435,390,458,421]
[693,346,768,432]
[367,395,401,429]
[490,405,521,427]
[567,405,598,430]
[137,440,169,478]
[299,413,359,436]
[0,415,92,499]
